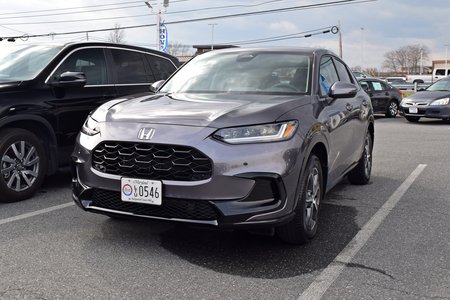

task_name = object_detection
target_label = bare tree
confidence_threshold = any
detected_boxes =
[382,44,429,74]
[168,41,193,56]
[108,24,126,43]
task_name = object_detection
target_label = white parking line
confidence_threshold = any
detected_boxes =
[0,202,74,226]
[298,164,427,300]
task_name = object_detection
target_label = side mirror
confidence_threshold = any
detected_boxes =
[150,80,165,93]
[48,71,87,88]
[329,82,357,98]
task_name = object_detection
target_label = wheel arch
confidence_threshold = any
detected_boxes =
[0,115,59,175]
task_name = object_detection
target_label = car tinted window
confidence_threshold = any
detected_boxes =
[319,56,339,96]
[435,69,445,76]
[360,81,370,92]
[52,48,107,85]
[146,55,176,81]
[334,58,353,83]
[111,49,147,84]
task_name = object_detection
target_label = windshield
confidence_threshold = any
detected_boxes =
[427,79,450,91]
[0,45,62,82]
[160,51,311,95]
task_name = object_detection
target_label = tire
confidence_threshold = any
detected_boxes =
[277,154,323,245]
[385,100,399,118]
[0,128,48,202]
[348,131,372,185]
[405,116,421,123]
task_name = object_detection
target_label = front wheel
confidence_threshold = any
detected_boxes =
[0,129,48,202]
[405,116,421,123]
[277,154,323,245]
[385,100,399,118]
[348,131,373,185]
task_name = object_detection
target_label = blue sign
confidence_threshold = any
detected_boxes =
[159,22,168,53]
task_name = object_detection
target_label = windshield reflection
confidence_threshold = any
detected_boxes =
[0,45,62,82]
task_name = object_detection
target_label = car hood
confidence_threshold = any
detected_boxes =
[405,91,450,103]
[106,93,310,128]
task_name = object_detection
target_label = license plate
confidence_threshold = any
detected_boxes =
[121,177,162,205]
[409,107,418,113]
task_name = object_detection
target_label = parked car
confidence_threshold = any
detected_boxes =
[399,77,450,122]
[0,42,179,202]
[353,71,371,79]
[72,47,374,244]
[359,78,402,117]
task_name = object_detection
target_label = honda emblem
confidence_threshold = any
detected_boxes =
[137,128,155,140]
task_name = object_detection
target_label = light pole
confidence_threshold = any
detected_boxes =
[445,44,449,76]
[360,27,365,70]
[208,23,217,50]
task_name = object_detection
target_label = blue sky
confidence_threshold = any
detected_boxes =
[1,0,450,70]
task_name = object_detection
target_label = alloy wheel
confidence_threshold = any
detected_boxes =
[363,134,372,178]
[389,102,398,116]
[1,140,40,192]
[304,166,321,231]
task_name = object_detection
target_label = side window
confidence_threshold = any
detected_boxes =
[146,55,176,81]
[333,58,353,83]
[435,69,445,76]
[111,49,147,84]
[319,56,339,96]
[52,48,107,85]
[360,81,370,92]
[371,81,385,91]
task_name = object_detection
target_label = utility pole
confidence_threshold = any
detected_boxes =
[145,1,169,51]
[208,23,218,50]
[338,21,343,59]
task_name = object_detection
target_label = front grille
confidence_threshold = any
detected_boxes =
[91,189,218,220]
[92,142,212,181]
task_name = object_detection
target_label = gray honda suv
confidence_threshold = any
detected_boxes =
[72,48,374,244]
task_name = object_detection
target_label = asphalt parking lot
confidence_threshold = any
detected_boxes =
[1,116,449,299]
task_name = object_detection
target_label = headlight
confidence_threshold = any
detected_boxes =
[430,97,449,106]
[80,98,127,136]
[81,116,100,136]
[213,121,298,144]
[400,98,411,106]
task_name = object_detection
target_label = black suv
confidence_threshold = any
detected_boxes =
[0,42,179,202]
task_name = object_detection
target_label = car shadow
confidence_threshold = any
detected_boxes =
[402,118,450,125]
[154,182,359,279]
[38,167,72,193]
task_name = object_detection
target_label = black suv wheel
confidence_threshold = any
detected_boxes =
[0,129,48,202]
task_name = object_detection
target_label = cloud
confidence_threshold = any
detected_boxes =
[269,21,298,32]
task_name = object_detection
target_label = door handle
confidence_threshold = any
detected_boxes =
[346,103,353,111]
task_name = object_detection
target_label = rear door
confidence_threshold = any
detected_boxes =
[108,48,152,96]
[366,80,390,112]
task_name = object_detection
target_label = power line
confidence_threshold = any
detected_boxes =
[0,0,376,27]
[0,5,145,20]
[0,1,143,16]
[1,0,375,40]
[219,26,338,45]
[0,0,290,24]
[0,0,189,19]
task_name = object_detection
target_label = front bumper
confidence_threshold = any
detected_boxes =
[399,104,450,119]
[72,122,305,228]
